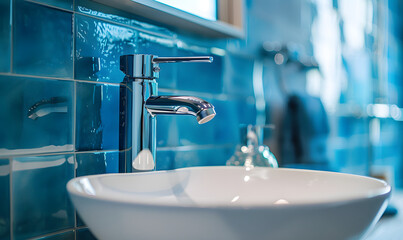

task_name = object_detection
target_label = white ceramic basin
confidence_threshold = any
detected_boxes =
[67,166,390,240]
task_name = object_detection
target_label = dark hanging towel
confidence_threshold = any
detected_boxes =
[280,93,331,170]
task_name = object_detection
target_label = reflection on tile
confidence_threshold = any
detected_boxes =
[173,147,232,169]
[76,227,97,240]
[155,150,175,171]
[0,159,10,240]
[31,0,73,10]
[75,151,119,227]
[0,75,74,156]
[13,0,73,78]
[75,14,137,83]
[76,151,119,177]
[36,230,75,240]
[0,0,10,73]
[176,47,223,93]
[76,82,119,151]
[210,100,241,144]
[75,0,175,37]
[156,93,239,148]
[12,154,75,240]
[223,53,255,97]
[136,32,176,89]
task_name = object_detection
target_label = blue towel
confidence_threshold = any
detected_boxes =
[280,94,331,170]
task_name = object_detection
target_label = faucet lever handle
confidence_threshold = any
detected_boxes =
[152,56,213,63]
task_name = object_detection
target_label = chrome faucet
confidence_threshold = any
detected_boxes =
[119,54,215,172]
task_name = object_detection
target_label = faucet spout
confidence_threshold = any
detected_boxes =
[119,54,215,172]
[146,96,216,124]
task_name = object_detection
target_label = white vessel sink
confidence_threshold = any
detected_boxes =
[67,166,390,240]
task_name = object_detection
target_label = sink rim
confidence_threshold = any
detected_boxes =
[67,166,391,210]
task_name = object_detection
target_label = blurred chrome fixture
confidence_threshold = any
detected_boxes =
[146,96,215,124]
[119,54,215,172]
[262,42,319,70]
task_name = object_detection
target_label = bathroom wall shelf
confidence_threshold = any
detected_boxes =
[92,0,244,38]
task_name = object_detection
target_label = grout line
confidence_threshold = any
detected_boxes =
[72,82,77,153]
[157,143,234,152]
[0,150,75,159]
[72,5,77,154]
[9,0,13,237]
[74,149,121,155]
[9,0,13,73]
[72,1,78,238]
[75,226,89,230]
[73,153,78,235]
[0,72,121,86]
[72,7,77,152]
[9,157,13,240]
[25,0,74,13]
[27,228,75,240]
[0,144,234,158]
[0,149,123,158]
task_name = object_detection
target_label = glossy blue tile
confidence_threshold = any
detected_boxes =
[173,147,232,169]
[337,117,369,138]
[0,75,74,156]
[210,99,241,144]
[156,93,239,147]
[223,53,255,97]
[32,0,73,11]
[136,32,176,89]
[76,228,97,240]
[0,0,10,73]
[75,151,119,226]
[13,1,73,78]
[75,0,175,37]
[76,82,119,151]
[76,151,119,177]
[176,47,223,93]
[36,230,75,240]
[0,158,10,240]
[75,14,137,83]
[235,98,257,125]
[12,154,75,240]
[155,150,175,170]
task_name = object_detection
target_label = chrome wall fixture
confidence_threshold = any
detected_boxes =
[119,54,215,172]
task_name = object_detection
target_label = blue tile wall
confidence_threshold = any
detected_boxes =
[75,14,136,83]
[76,151,119,177]
[172,147,233,169]
[156,147,233,171]
[12,154,75,240]
[156,94,239,148]
[74,0,175,38]
[0,0,10,73]
[75,152,119,227]
[223,53,255,96]
[0,158,10,240]
[176,48,223,93]
[1,0,261,239]
[13,0,73,78]
[36,230,74,240]
[0,75,74,156]
[137,32,177,89]
[76,228,97,240]
[76,82,119,151]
